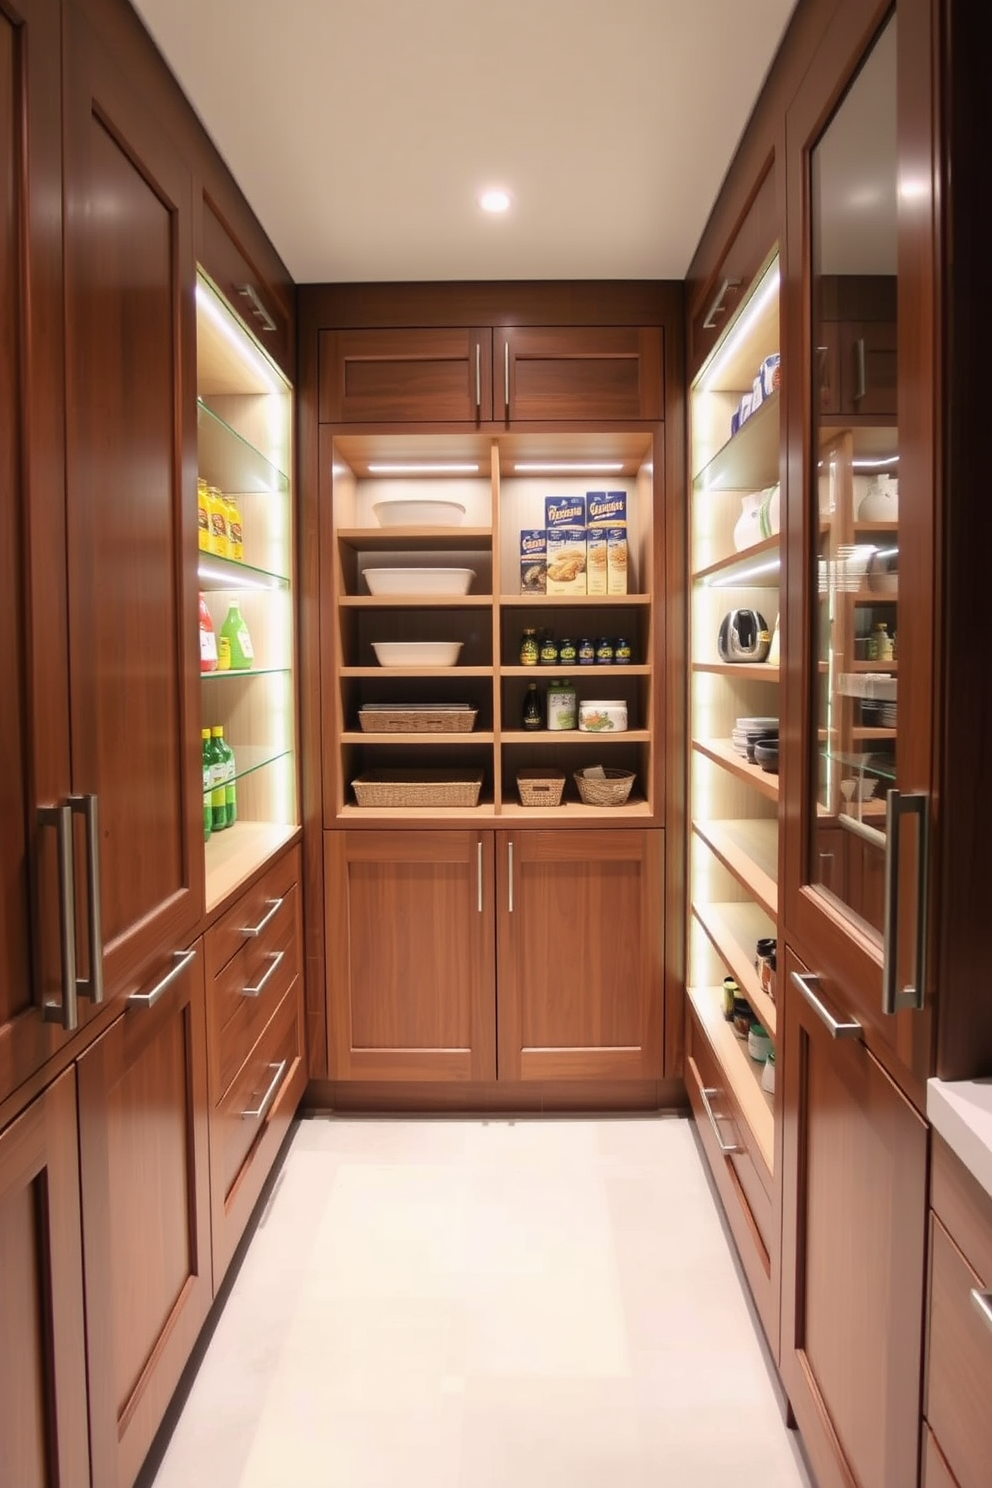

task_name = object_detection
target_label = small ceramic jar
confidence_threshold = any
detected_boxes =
[578,700,628,733]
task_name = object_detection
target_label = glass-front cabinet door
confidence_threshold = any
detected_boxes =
[785,0,937,1087]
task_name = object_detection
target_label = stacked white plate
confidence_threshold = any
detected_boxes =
[732,716,778,756]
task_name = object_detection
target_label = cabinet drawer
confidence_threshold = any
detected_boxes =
[926,1213,992,1488]
[319,327,493,423]
[201,197,292,377]
[204,845,300,982]
[689,167,777,379]
[209,883,299,1100]
[214,982,301,1206]
[496,325,662,422]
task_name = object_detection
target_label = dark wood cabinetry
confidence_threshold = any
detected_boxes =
[201,195,293,379]
[781,947,928,1488]
[688,167,777,380]
[496,325,663,422]
[77,942,211,1488]
[496,829,664,1081]
[319,327,493,423]
[817,276,897,416]
[0,1068,90,1488]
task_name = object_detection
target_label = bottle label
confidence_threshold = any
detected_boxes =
[547,688,577,730]
[200,629,217,664]
[237,624,254,660]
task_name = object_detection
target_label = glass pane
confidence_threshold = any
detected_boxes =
[809,15,898,938]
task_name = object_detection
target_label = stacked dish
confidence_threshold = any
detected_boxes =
[732,716,779,773]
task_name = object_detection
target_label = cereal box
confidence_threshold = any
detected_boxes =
[544,496,587,596]
[588,490,628,595]
[519,529,547,594]
[607,527,629,594]
[587,490,627,529]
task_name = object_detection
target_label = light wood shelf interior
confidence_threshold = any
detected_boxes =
[692,819,778,919]
[687,984,774,1174]
[692,900,777,1037]
[205,822,300,914]
[692,738,779,804]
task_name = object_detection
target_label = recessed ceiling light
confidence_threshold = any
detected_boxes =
[479,188,511,214]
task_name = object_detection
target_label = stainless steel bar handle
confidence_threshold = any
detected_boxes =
[242,1059,287,1121]
[237,282,277,333]
[791,971,862,1040]
[699,1087,741,1155]
[883,790,929,1015]
[970,1289,992,1336]
[128,949,196,1011]
[477,841,483,914]
[507,840,514,913]
[242,950,284,999]
[475,343,481,410]
[38,804,79,1032]
[504,341,510,413]
[242,897,284,937]
[68,794,104,1004]
[702,276,742,330]
[854,336,867,402]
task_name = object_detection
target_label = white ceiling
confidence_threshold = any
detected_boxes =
[131,0,798,285]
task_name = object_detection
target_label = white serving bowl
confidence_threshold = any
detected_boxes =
[372,499,466,528]
[371,641,463,668]
[365,567,475,596]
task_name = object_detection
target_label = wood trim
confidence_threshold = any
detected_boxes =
[303,1076,686,1114]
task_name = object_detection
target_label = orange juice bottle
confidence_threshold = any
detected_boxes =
[225,493,244,561]
[197,478,210,552]
[208,485,229,557]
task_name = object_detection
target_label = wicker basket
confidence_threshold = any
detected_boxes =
[352,770,483,808]
[573,767,635,807]
[358,707,477,734]
[516,768,566,808]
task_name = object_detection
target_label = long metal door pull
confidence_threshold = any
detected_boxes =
[242,1060,287,1121]
[791,971,862,1040]
[242,897,284,937]
[69,793,104,1004]
[128,949,196,1010]
[37,803,79,1032]
[242,950,284,999]
[699,1086,740,1155]
[883,790,929,1015]
[971,1289,992,1336]
[507,840,514,913]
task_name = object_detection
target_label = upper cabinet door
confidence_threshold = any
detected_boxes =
[496,326,663,423]
[688,169,777,382]
[783,0,938,1090]
[319,327,494,423]
[200,196,293,380]
[62,12,203,1000]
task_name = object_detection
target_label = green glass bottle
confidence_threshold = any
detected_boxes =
[214,725,237,828]
[220,601,254,671]
[207,726,227,832]
[201,727,212,842]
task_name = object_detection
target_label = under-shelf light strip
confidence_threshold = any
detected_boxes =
[195,279,285,397]
[697,260,781,394]
[512,462,624,473]
[367,463,479,474]
[197,561,281,592]
[706,556,781,587]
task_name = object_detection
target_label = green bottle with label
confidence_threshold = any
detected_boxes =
[207,726,227,833]
[220,601,254,670]
[213,725,237,828]
[201,728,212,841]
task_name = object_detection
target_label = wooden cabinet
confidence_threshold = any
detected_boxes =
[319,327,493,423]
[324,830,497,1082]
[496,325,662,422]
[781,946,928,1488]
[324,827,663,1087]
[203,845,307,1286]
[688,167,777,380]
[923,1136,992,1488]
[496,829,663,1081]
[201,195,293,380]
[62,5,202,1003]
[0,1069,90,1488]
[817,275,897,417]
[77,941,211,1488]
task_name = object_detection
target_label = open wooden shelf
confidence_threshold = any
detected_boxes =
[692,661,780,680]
[501,729,651,745]
[686,984,774,1174]
[341,731,496,746]
[205,822,300,914]
[501,664,651,678]
[337,527,493,550]
[692,535,781,588]
[341,665,495,679]
[692,738,779,803]
[692,899,777,1037]
[693,818,778,919]
[340,594,493,609]
[501,594,652,609]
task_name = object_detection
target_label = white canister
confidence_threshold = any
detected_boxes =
[578,700,628,733]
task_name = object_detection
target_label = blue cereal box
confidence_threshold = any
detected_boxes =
[544,495,587,595]
[519,529,547,594]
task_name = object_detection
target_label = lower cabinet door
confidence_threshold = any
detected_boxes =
[77,943,212,1488]
[781,946,927,1488]
[496,829,664,1081]
[0,1069,90,1488]
[324,830,497,1082]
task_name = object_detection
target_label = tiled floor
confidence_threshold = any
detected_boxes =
[148,1115,813,1488]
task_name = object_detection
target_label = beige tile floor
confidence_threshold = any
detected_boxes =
[147,1115,814,1488]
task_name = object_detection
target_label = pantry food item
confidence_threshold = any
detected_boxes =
[519,530,547,594]
[546,678,577,731]
[578,700,628,732]
[545,496,587,595]
[364,567,476,596]
[372,498,466,527]
[198,593,217,673]
[197,479,210,552]
[588,490,629,595]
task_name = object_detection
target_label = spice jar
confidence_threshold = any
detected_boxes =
[755,937,776,1000]
[614,637,632,664]
[577,638,596,665]
[546,678,577,731]
[519,628,539,666]
[721,976,739,1020]
[559,637,577,666]
[595,637,614,664]
[539,631,559,666]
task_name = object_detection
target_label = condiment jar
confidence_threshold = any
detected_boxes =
[559,637,577,666]
[721,976,739,1020]
[519,628,539,666]
[748,1023,773,1063]
[539,631,559,666]
[595,637,614,664]
[755,937,777,998]
[614,637,632,664]
[546,678,577,731]
[577,638,596,665]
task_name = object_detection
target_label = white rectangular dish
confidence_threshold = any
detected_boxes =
[364,567,475,596]
[371,641,463,667]
[372,499,466,527]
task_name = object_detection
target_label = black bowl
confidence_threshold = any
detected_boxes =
[753,739,779,773]
[745,729,779,763]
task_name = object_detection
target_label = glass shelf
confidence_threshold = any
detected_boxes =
[197,553,289,591]
[215,745,293,787]
[693,393,781,493]
[197,399,290,493]
[201,666,291,680]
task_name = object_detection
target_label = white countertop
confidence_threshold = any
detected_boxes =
[927,1077,992,1200]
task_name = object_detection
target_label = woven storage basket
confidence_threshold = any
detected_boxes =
[352,770,483,808]
[573,767,635,807]
[357,708,477,734]
[516,768,566,808]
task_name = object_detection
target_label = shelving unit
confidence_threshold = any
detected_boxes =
[196,273,297,910]
[325,429,660,822]
[688,252,782,1174]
